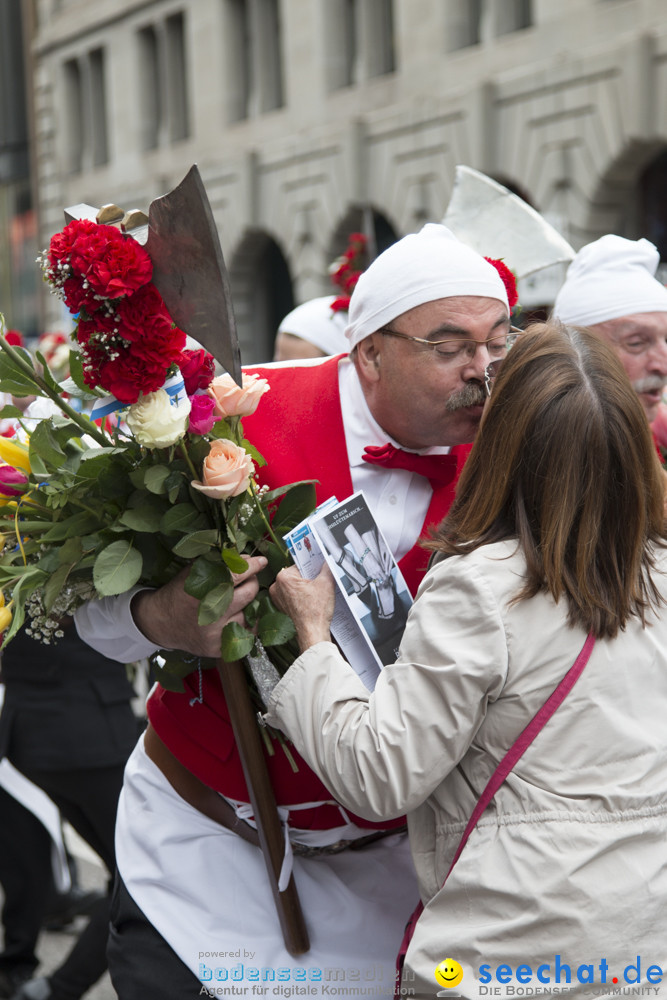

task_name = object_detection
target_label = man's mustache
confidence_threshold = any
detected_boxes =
[632,375,667,395]
[445,381,487,412]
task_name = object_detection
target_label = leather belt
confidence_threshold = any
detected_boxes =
[144,722,261,847]
[143,722,406,856]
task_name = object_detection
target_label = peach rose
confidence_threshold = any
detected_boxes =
[191,439,254,499]
[207,372,269,418]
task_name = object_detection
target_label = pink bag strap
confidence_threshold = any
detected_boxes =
[395,632,596,996]
[444,630,596,881]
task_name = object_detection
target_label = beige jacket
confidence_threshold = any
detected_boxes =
[266,540,667,999]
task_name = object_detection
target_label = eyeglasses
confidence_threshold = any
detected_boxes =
[484,358,505,397]
[379,326,522,365]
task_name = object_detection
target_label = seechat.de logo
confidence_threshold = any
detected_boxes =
[435,958,465,992]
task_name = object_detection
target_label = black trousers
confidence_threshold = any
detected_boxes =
[0,788,53,977]
[12,763,126,1000]
[108,873,203,998]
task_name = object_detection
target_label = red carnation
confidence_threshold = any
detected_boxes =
[179,348,216,395]
[330,296,351,314]
[4,330,24,347]
[484,257,519,310]
[114,286,186,377]
[96,350,166,404]
[48,219,152,303]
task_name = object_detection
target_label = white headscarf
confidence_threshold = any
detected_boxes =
[345,223,509,350]
[553,235,667,327]
[278,296,349,356]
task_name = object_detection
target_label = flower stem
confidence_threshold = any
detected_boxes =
[178,441,200,483]
[0,330,110,448]
[247,479,288,557]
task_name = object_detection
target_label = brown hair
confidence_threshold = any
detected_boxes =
[429,321,667,638]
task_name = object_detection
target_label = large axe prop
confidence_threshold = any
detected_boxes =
[442,165,575,279]
[65,165,309,955]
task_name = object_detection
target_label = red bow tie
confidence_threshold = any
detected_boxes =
[362,443,458,487]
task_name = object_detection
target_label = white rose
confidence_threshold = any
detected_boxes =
[126,388,191,448]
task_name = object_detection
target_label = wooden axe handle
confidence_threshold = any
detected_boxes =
[216,659,310,956]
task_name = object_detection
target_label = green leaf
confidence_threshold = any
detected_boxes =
[4,569,48,644]
[257,611,296,647]
[43,562,73,612]
[222,549,249,574]
[35,351,66,393]
[150,659,186,692]
[93,540,143,596]
[172,530,219,558]
[160,503,209,536]
[197,581,234,626]
[208,420,235,442]
[266,541,292,577]
[0,404,24,421]
[29,420,66,468]
[240,439,266,468]
[262,480,318,505]
[61,352,100,398]
[184,557,231,599]
[41,512,101,542]
[220,621,255,661]
[119,505,164,532]
[144,466,171,495]
[0,348,43,396]
[57,536,83,564]
[271,483,317,533]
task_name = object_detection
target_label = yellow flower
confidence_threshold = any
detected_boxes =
[0,437,30,473]
[0,602,13,631]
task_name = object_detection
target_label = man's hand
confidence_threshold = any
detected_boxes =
[270,564,336,653]
[131,555,267,658]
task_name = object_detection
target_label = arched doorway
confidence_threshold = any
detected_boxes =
[327,205,400,267]
[638,147,667,281]
[229,229,294,364]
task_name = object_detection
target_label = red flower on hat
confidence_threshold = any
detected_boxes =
[330,296,351,314]
[484,257,519,310]
[328,233,369,316]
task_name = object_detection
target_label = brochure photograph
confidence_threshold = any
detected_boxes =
[309,491,413,673]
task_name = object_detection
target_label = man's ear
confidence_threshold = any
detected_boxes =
[354,334,383,383]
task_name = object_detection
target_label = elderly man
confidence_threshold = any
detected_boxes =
[74,224,515,1000]
[553,234,667,424]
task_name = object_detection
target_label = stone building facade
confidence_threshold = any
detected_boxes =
[24,0,667,360]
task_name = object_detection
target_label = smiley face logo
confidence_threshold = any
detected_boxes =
[434,958,464,990]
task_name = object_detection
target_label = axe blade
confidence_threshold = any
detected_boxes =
[146,165,242,385]
[443,166,575,279]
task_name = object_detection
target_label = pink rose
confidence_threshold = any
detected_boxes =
[207,372,269,418]
[188,394,217,436]
[191,439,254,499]
[0,464,29,498]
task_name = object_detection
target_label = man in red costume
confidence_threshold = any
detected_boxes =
[74,224,516,1000]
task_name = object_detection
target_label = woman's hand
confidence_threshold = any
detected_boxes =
[270,564,336,653]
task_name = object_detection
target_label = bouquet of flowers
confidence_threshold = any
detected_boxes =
[0,217,315,697]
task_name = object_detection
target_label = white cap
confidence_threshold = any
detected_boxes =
[553,235,667,327]
[345,223,509,350]
[278,296,349,356]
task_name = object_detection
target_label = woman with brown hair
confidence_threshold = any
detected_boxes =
[265,321,667,999]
